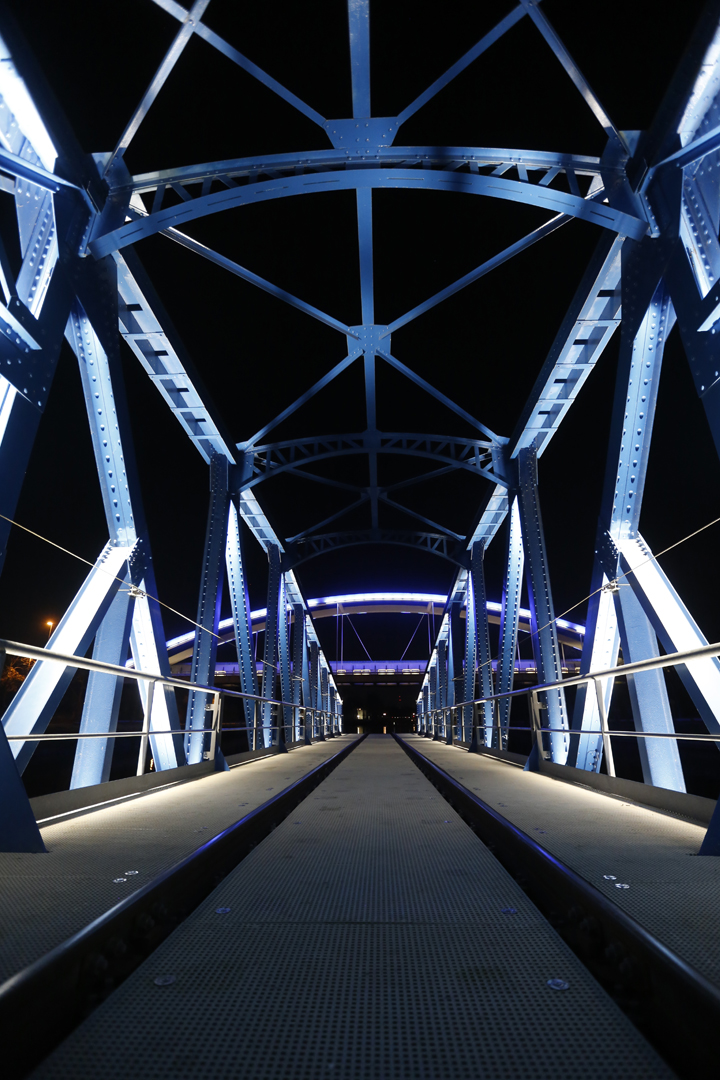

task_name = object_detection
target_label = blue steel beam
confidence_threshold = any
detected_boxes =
[185,454,229,766]
[518,0,628,152]
[226,498,258,734]
[387,213,571,334]
[240,351,363,450]
[277,572,291,747]
[3,542,136,773]
[261,545,282,748]
[496,498,524,748]
[70,580,134,789]
[396,5,529,128]
[122,148,609,196]
[516,444,568,763]
[90,168,646,259]
[469,542,494,749]
[348,0,371,119]
[570,281,678,775]
[64,295,184,773]
[105,0,211,175]
[286,530,464,568]
[149,0,327,129]
[243,432,500,490]
[159,225,356,338]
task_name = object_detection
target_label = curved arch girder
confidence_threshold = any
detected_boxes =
[283,530,467,569]
[91,166,647,259]
[245,432,503,490]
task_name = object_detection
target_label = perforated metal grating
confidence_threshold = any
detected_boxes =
[408,737,720,991]
[0,739,356,983]
[32,737,672,1079]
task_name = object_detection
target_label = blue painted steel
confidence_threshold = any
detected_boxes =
[106,0,211,173]
[90,168,646,260]
[65,295,183,772]
[151,0,327,129]
[470,542,494,747]
[3,542,134,772]
[185,454,229,765]
[571,281,676,772]
[448,601,464,740]
[70,581,134,788]
[124,147,607,196]
[261,545,282,748]
[612,565,685,791]
[348,0,371,119]
[497,497,525,746]
[310,640,322,739]
[226,498,259,736]
[276,571,291,747]
[0,699,45,852]
[516,444,568,763]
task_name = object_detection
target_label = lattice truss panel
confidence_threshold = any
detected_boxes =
[0,0,720,830]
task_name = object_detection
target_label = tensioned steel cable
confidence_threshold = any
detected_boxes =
[0,512,219,638]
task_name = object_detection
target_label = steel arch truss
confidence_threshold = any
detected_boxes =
[3,0,720,851]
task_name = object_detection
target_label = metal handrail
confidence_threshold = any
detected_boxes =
[0,638,342,772]
[417,637,720,778]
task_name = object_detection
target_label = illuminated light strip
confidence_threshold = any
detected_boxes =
[164,591,585,655]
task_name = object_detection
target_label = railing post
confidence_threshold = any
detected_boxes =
[527,689,544,770]
[137,679,155,776]
[593,676,616,777]
[208,690,224,764]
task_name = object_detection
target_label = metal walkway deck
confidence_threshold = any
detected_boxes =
[405,736,720,992]
[0,739,357,984]
[29,736,671,1079]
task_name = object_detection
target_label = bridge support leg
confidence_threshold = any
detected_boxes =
[497,496,524,749]
[226,499,259,748]
[469,541,493,753]
[260,545,282,749]
[185,454,229,767]
[448,602,463,742]
[276,570,291,751]
[571,278,685,786]
[517,444,568,764]
[0,679,45,852]
[67,291,183,772]
[70,582,134,788]
[293,604,311,744]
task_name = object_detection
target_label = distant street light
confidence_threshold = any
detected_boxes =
[46,620,53,640]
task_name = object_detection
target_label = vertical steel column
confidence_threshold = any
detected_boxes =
[276,571,291,750]
[516,443,568,763]
[226,498,258,743]
[570,279,684,785]
[497,497,524,746]
[0,653,45,851]
[292,603,309,742]
[4,541,135,773]
[71,582,134,787]
[448,601,464,741]
[429,663,438,737]
[469,541,493,750]
[261,544,282,748]
[66,293,183,772]
[185,454,229,765]
[437,639,448,738]
[422,685,429,734]
[321,666,329,736]
[310,640,322,739]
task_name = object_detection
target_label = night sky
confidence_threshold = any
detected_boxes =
[1,0,718,673]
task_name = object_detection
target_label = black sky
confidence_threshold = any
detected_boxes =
[1,0,718,667]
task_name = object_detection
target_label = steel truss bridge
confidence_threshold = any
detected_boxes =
[1,0,719,806]
[3,2,720,1074]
